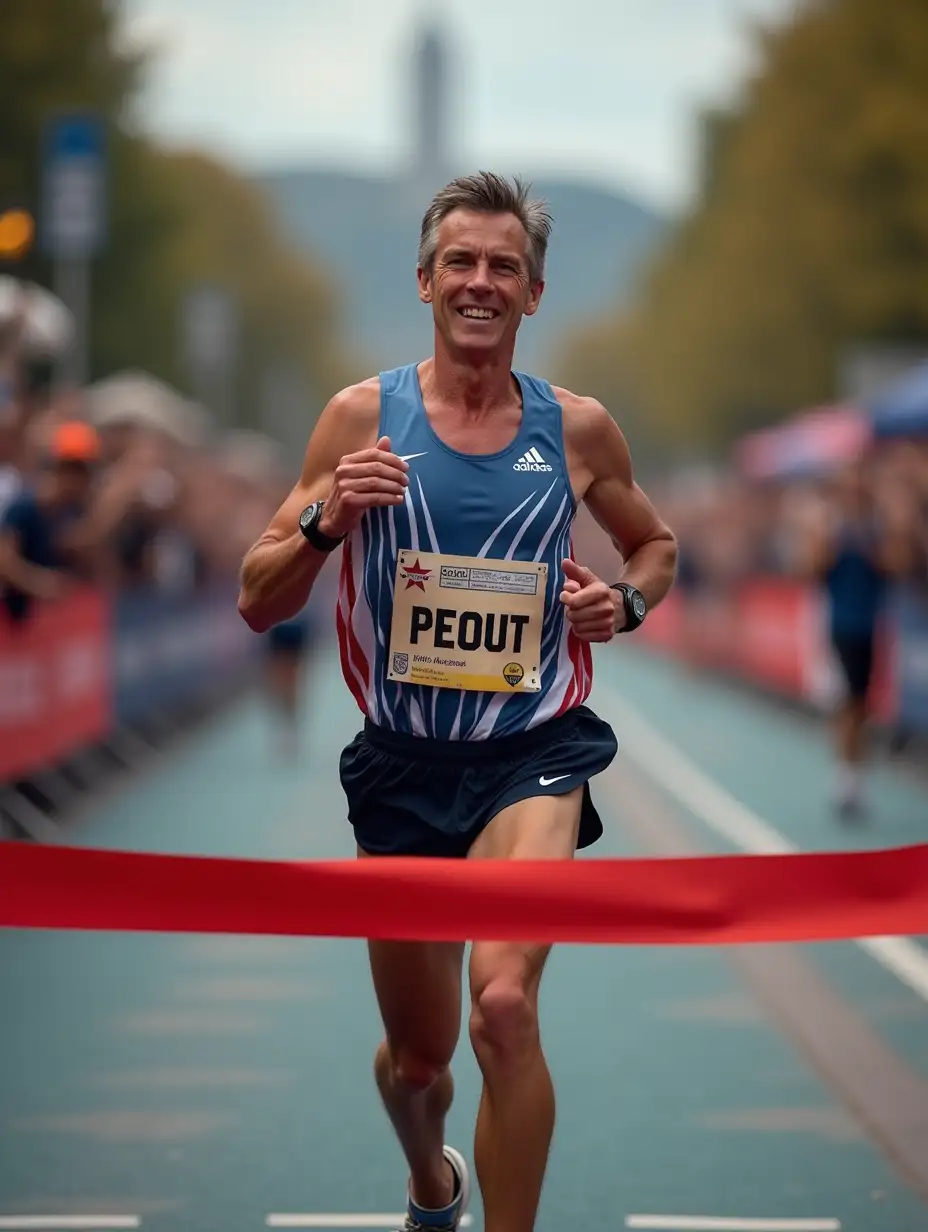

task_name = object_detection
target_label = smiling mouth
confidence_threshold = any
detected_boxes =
[457,307,499,320]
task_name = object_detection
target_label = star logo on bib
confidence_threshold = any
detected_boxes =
[401,557,432,590]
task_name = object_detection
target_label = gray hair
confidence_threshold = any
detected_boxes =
[417,171,553,285]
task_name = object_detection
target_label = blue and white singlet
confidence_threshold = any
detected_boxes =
[336,363,593,740]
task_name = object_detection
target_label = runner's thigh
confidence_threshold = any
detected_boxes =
[467,789,581,996]
[469,787,582,862]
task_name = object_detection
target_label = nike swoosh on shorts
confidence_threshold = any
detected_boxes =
[539,774,571,786]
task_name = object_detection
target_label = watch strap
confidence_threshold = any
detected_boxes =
[610,582,646,633]
[300,501,345,552]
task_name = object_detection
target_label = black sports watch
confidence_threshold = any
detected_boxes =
[298,501,345,553]
[610,582,647,633]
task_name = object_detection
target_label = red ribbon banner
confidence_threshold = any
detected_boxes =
[1,841,927,944]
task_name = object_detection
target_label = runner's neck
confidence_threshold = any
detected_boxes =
[420,351,522,421]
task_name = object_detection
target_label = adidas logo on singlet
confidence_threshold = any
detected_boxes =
[513,447,553,472]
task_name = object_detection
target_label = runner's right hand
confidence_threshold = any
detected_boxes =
[318,436,409,538]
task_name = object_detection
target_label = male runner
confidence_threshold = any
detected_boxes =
[239,172,677,1232]
[802,459,912,816]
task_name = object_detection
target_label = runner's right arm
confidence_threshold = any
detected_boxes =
[237,379,408,632]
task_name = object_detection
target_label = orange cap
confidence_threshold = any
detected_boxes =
[49,420,101,463]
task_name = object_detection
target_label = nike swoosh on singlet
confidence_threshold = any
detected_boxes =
[399,452,428,462]
[539,774,571,786]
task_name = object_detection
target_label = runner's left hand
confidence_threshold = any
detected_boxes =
[559,559,623,641]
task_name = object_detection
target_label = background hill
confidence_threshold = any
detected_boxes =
[258,166,667,378]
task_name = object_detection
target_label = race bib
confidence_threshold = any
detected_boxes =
[387,550,547,693]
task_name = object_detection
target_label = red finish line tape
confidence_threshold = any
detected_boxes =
[1,841,927,944]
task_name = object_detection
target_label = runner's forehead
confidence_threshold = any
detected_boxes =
[435,210,529,263]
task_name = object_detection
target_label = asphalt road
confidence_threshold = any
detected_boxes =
[2,641,927,1232]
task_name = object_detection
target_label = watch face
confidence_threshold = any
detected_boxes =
[632,592,647,619]
[300,502,320,533]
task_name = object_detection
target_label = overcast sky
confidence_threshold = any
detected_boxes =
[120,0,797,212]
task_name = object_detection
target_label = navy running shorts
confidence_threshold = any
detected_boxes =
[339,703,618,858]
[831,631,875,702]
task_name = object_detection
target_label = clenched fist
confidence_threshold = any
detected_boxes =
[319,436,409,538]
[559,558,622,642]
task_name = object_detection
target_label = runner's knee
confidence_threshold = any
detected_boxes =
[385,1041,452,1093]
[469,974,538,1061]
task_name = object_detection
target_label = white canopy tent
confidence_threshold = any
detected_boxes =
[84,369,213,449]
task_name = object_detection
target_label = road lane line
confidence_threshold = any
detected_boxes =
[0,1220,140,1230]
[625,1218,840,1231]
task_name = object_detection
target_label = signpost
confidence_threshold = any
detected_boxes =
[41,112,107,389]
[182,283,238,427]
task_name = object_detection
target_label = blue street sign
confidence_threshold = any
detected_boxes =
[41,112,108,259]
[48,114,105,160]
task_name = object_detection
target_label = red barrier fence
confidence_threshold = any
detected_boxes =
[0,574,919,790]
[0,589,110,781]
[1,841,926,944]
[0,583,260,785]
[637,579,896,722]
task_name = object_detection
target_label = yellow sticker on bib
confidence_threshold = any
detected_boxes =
[387,550,546,692]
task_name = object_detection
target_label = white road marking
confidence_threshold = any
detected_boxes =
[267,1218,473,1229]
[625,1218,840,1231]
[0,1220,140,1230]
[606,694,928,1005]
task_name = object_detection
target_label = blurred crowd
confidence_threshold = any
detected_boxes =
[655,439,928,596]
[0,277,294,627]
[4,272,927,637]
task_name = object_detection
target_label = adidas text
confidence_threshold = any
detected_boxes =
[514,448,553,472]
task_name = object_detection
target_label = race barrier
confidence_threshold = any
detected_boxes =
[0,588,110,781]
[0,583,261,784]
[637,577,914,729]
[2,573,925,788]
[1,840,927,944]
[113,584,260,725]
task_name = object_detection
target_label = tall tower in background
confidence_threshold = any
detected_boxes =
[411,16,451,192]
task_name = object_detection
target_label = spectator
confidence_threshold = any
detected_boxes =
[0,294,26,519]
[0,421,102,623]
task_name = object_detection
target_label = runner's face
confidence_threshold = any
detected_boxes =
[418,209,543,354]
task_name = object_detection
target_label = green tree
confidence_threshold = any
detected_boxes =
[153,150,357,427]
[557,0,928,454]
[0,0,159,321]
[0,0,137,212]
[0,0,359,433]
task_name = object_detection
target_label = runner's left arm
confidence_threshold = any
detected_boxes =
[562,391,677,614]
